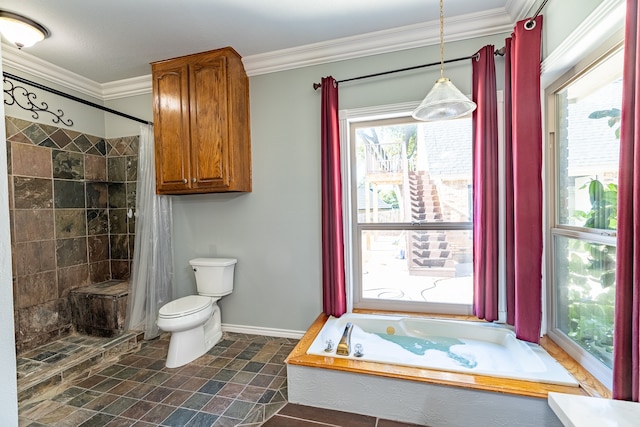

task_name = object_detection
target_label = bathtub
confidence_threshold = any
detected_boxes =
[306,313,578,387]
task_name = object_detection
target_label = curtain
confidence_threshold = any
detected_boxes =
[126,124,174,340]
[613,0,640,402]
[504,16,543,343]
[504,37,515,327]
[321,76,347,317]
[472,45,499,322]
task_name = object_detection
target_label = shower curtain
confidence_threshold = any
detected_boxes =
[126,124,173,340]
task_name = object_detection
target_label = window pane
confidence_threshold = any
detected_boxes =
[355,120,472,224]
[360,229,472,304]
[555,50,623,229]
[554,234,615,368]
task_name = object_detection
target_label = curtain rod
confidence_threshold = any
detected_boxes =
[312,48,505,90]
[2,72,152,125]
[526,0,549,27]
[311,0,551,91]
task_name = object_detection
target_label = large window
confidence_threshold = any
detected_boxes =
[548,46,623,387]
[348,114,473,314]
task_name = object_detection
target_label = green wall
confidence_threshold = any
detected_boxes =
[170,33,509,333]
[543,0,606,57]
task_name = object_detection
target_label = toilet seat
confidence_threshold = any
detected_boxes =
[159,295,215,319]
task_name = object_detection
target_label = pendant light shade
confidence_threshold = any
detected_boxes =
[0,11,49,49]
[412,77,477,121]
[412,0,476,121]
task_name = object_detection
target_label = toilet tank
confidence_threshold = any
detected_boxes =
[189,258,237,297]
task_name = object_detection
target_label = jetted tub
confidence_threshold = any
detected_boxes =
[307,313,578,387]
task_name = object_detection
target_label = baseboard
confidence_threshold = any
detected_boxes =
[221,323,305,340]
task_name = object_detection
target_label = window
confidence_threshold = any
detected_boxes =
[345,112,473,314]
[547,46,623,387]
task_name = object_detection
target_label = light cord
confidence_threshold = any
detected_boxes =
[439,0,445,79]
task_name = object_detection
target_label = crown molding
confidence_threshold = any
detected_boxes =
[2,42,153,101]
[2,42,104,99]
[2,5,526,100]
[102,75,152,100]
[540,0,625,87]
[505,0,537,22]
[242,7,516,76]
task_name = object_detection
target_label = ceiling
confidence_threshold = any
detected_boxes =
[0,0,536,84]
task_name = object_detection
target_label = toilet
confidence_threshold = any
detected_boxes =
[157,257,237,368]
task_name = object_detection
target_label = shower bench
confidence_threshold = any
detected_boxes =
[69,280,129,337]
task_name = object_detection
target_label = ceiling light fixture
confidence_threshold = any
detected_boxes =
[412,0,476,121]
[0,10,50,49]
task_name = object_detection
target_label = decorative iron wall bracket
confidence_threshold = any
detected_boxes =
[3,74,74,127]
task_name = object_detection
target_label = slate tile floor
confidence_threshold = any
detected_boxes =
[19,332,294,426]
[18,332,425,426]
[262,404,425,427]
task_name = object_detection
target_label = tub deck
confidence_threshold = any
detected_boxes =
[286,313,610,400]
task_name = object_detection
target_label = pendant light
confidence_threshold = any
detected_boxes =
[412,0,476,121]
[0,11,50,49]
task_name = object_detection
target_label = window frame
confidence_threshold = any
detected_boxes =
[544,40,624,391]
[340,103,474,315]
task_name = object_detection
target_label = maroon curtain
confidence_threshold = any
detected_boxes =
[504,16,543,343]
[321,76,347,317]
[472,45,499,322]
[613,0,640,402]
[504,37,516,326]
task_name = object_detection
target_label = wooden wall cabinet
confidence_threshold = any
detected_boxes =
[151,47,251,194]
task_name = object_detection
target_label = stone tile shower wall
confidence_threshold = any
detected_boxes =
[6,117,138,352]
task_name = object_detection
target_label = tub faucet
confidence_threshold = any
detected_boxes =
[336,322,353,356]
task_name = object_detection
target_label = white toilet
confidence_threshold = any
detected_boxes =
[157,257,237,368]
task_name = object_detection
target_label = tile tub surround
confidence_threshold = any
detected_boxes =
[6,116,139,352]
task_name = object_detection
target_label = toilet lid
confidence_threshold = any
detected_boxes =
[159,295,213,318]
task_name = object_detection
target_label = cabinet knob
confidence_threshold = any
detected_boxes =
[182,178,187,184]
[192,178,197,183]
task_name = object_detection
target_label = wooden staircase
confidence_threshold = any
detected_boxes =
[407,171,455,276]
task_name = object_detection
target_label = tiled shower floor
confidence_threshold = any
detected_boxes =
[17,332,144,406]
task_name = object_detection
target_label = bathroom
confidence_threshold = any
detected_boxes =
[0,0,632,424]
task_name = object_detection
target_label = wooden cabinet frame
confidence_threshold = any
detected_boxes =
[152,47,251,194]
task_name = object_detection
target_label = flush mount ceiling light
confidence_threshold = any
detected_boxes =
[412,0,476,121]
[0,10,50,49]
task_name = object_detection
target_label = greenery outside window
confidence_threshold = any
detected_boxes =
[548,46,623,388]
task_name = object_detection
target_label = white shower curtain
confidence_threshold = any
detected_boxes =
[126,124,173,339]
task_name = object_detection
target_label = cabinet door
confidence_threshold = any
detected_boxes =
[189,55,230,190]
[153,62,191,193]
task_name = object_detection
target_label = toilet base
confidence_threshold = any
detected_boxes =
[165,303,222,368]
